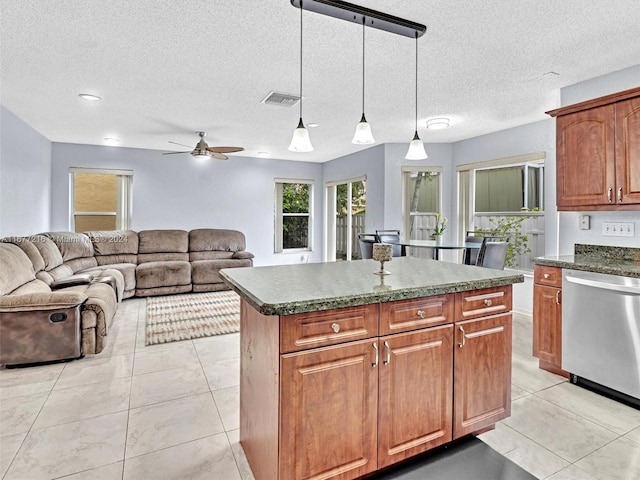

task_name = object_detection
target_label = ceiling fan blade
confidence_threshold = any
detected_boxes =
[207,146,244,153]
[162,151,190,155]
[168,140,194,148]
[211,152,229,160]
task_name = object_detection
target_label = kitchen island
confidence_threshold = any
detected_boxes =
[221,257,523,480]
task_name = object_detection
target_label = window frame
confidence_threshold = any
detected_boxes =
[69,167,133,232]
[274,178,314,253]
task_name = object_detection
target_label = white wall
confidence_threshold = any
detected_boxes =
[50,143,323,266]
[0,106,52,236]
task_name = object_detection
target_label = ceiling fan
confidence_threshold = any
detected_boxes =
[163,131,244,160]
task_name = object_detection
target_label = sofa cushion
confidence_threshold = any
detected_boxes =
[189,251,233,261]
[86,230,139,255]
[138,252,189,263]
[136,261,191,289]
[10,279,51,295]
[191,258,253,285]
[189,228,246,253]
[31,235,64,271]
[138,230,188,254]
[1,237,46,272]
[43,232,94,262]
[0,243,37,295]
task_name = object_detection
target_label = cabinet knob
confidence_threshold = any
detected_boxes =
[417,310,426,319]
[331,323,340,333]
[484,299,493,307]
[543,273,550,279]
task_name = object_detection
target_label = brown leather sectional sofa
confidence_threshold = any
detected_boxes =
[0,229,253,364]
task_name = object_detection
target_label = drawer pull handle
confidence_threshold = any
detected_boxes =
[372,342,379,367]
[331,323,340,333]
[417,310,426,319]
[618,187,623,203]
[484,299,493,307]
[383,341,391,365]
[543,273,550,279]
[556,290,561,305]
[459,326,466,348]
[608,187,613,203]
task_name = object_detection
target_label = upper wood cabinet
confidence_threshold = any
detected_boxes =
[547,86,640,210]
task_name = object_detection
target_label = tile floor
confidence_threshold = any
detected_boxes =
[1,299,640,479]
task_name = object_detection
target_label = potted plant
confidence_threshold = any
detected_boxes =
[431,213,447,244]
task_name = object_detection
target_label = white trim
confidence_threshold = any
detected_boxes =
[325,175,366,188]
[74,212,117,216]
[69,167,133,176]
[401,165,443,174]
[456,152,545,172]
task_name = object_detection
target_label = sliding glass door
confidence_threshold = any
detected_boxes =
[325,177,366,261]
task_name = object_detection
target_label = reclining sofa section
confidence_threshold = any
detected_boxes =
[0,228,253,362]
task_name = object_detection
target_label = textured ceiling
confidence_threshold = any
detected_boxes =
[2,0,640,163]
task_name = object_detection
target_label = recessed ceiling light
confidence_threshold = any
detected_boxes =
[79,93,101,101]
[307,123,319,128]
[257,151,271,157]
[104,137,119,144]
[426,118,450,130]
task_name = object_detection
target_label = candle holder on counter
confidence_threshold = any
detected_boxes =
[372,243,392,276]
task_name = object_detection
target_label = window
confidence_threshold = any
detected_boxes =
[475,163,544,212]
[275,180,313,252]
[70,168,133,232]
[325,177,366,261]
[402,167,442,241]
[457,153,545,270]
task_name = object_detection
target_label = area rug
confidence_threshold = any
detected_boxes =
[145,291,240,345]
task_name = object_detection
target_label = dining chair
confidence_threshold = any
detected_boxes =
[476,240,509,270]
[462,232,485,265]
[357,233,377,259]
[375,230,404,257]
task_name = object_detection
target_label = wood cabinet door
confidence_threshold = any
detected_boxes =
[280,339,378,480]
[453,314,512,439]
[532,284,562,367]
[377,325,453,468]
[556,105,616,207]
[615,97,640,204]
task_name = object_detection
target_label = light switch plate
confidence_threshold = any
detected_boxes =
[579,215,590,230]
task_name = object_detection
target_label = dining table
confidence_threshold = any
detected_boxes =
[389,239,482,261]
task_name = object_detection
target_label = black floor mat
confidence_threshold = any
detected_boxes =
[371,436,537,480]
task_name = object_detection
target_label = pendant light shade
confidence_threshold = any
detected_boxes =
[405,32,427,160]
[289,0,313,152]
[289,118,314,152]
[352,18,375,145]
[406,131,428,159]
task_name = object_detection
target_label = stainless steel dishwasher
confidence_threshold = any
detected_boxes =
[562,268,640,407]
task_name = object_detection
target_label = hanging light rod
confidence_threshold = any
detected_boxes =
[290,0,426,38]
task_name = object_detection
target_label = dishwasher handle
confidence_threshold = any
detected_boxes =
[565,275,640,295]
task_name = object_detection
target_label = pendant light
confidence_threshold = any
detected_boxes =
[405,31,428,160]
[352,17,375,145]
[288,0,313,152]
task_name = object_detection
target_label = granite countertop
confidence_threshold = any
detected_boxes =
[533,244,640,279]
[220,257,524,316]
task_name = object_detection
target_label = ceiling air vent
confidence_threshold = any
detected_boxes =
[261,91,300,107]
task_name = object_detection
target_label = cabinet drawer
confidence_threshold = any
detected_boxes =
[380,295,453,336]
[455,286,512,321]
[280,304,379,353]
[534,265,562,287]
